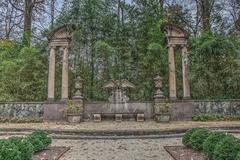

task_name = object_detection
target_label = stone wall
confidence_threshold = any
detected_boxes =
[194,100,240,116]
[0,102,44,118]
[1,100,240,121]
[161,100,240,121]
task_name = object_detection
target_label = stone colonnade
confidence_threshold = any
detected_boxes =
[47,25,190,102]
[48,46,69,101]
[165,24,191,100]
[47,26,70,101]
[168,44,190,99]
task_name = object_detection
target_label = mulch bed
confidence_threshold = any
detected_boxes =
[164,146,208,160]
[33,146,70,160]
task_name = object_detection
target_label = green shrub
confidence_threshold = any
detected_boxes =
[31,130,52,147]
[192,113,223,121]
[27,130,51,152]
[213,135,240,160]
[182,128,199,147]
[236,152,240,160]
[189,128,210,150]
[27,135,45,152]
[0,130,52,159]
[8,137,33,160]
[0,139,21,160]
[202,132,227,159]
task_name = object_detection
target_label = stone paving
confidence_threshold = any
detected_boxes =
[0,121,239,131]
[53,138,181,160]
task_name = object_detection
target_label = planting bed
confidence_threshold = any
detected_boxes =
[164,146,207,160]
[33,146,70,160]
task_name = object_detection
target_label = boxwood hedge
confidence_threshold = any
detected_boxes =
[182,128,199,147]
[213,135,240,160]
[189,128,210,150]
[202,132,227,159]
[0,130,51,160]
[183,128,240,160]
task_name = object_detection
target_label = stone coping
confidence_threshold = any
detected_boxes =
[0,102,44,104]
[1,99,240,104]
[170,99,240,102]
[0,121,239,131]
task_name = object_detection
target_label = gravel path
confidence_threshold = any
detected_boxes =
[0,121,240,131]
[53,138,182,160]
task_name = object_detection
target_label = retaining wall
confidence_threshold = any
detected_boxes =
[0,100,240,120]
[0,102,44,118]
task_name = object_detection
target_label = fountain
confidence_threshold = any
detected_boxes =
[103,79,135,113]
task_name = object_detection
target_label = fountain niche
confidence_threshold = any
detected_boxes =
[103,79,135,113]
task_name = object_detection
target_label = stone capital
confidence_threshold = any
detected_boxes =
[63,45,70,49]
[167,44,176,48]
[48,44,57,49]
[180,44,188,48]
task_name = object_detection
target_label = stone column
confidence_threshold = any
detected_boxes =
[168,44,177,99]
[182,45,191,99]
[48,46,56,101]
[61,46,69,100]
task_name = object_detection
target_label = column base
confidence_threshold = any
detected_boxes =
[183,96,191,100]
[169,97,177,101]
[47,98,55,102]
[61,98,68,102]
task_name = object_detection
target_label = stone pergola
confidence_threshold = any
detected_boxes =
[47,26,71,101]
[163,24,190,100]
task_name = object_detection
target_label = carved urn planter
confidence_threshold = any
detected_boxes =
[155,113,171,123]
[67,100,83,123]
[67,113,83,123]
[154,101,171,123]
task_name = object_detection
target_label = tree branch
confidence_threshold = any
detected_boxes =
[8,0,24,12]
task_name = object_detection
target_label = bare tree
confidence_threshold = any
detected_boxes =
[0,1,23,39]
[9,0,44,46]
[228,0,240,32]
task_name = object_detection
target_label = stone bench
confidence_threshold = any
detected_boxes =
[93,113,144,122]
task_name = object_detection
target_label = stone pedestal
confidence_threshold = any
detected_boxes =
[93,114,101,122]
[72,75,84,113]
[153,75,165,103]
[115,114,123,122]
[137,113,145,122]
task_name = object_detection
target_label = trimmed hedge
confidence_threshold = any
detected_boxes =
[0,130,51,160]
[189,128,210,150]
[213,135,240,160]
[27,130,51,152]
[0,139,21,160]
[182,128,198,147]
[202,132,227,159]
[183,128,240,160]
[236,152,240,160]
[8,137,34,160]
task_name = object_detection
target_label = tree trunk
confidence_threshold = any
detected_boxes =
[23,0,33,47]
[199,0,213,32]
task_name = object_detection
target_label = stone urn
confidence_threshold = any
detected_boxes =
[67,100,83,123]
[154,102,171,123]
